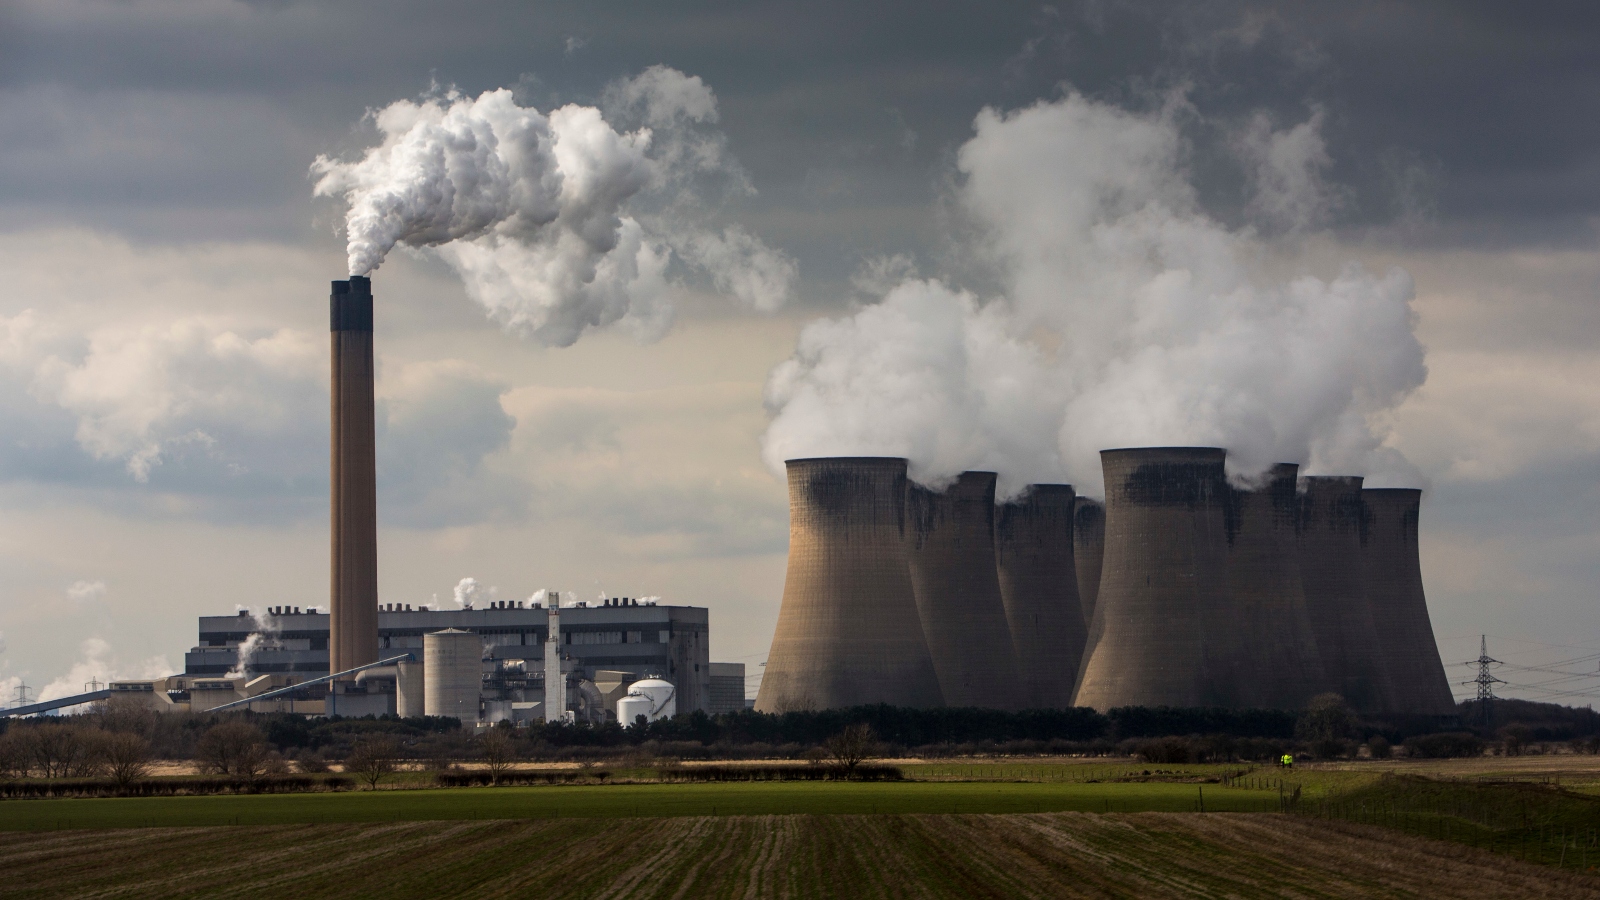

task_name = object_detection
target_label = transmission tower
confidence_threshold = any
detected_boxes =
[8,681,30,709]
[1462,635,1505,728]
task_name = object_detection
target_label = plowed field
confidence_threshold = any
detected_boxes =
[3,813,1595,899]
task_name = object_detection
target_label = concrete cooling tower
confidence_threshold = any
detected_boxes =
[1073,448,1238,710]
[330,276,379,675]
[1225,464,1325,710]
[1362,489,1457,716]
[1073,499,1105,628]
[994,484,1087,709]
[1297,476,1393,713]
[755,458,943,712]
[906,472,1024,710]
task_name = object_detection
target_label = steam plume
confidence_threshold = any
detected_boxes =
[312,68,794,347]
[762,93,1426,496]
[226,608,280,678]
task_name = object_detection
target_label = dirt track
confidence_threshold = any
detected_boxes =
[4,812,1596,899]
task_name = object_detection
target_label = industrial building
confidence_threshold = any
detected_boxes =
[166,598,744,721]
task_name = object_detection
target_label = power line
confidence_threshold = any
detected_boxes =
[1460,635,1506,728]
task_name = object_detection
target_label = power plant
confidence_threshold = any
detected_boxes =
[994,484,1086,709]
[755,458,943,712]
[755,449,1455,716]
[906,472,1023,709]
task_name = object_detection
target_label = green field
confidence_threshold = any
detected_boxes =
[0,779,1284,831]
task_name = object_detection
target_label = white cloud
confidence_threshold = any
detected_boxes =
[66,579,106,605]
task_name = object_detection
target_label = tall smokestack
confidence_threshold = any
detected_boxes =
[1073,448,1235,710]
[330,276,379,676]
[755,458,943,712]
[1297,476,1392,713]
[1362,489,1456,716]
[994,484,1087,708]
[1225,464,1325,709]
[1073,498,1105,627]
[907,472,1023,709]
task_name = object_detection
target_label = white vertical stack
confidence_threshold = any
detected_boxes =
[544,600,564,723]
[423,629,480,723]
[396,657,425,718]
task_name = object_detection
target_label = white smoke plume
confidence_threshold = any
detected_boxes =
[453,577,493,609]
[762,92,1427,496]
[226,607,280,678]
[312,67,794,347]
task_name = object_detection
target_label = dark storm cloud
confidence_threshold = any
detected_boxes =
[5,1,1597,262]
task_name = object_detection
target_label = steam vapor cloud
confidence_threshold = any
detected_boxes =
[762,93,1428,496]
[313,67,795,347]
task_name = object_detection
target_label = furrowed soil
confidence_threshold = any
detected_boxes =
[3,812,1596,899]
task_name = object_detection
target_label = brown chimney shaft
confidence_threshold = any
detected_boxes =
[330,276,378,676]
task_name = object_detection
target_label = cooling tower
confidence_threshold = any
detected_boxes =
[1073,498,1106,627]
[1225,464,1325,709]
[1297,476,1393,713]
[994,484,1087,708]
[1073,448,1237,710]
[330,276,379,676]
[1362,489,1456,716]
[755,458,943,712]
[906,472,1024,709]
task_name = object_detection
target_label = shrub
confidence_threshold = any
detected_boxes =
[1366,736,1392,760]
[1135,736,1193,764]
[196,721,270,779]
[1403,732,1484,759]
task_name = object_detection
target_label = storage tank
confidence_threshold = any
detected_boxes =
[1073,498,1105,627]
[994,484,1086,708]
[1073,448,1236,710]
[423,629,481,723]
[396,656,425,718]
[617,677,677,725]
[1362,488,1456,716]
[1225,464,1325,709]
[756,458,944,712]
[906,471,1023,710]
[1297,476,1393,713]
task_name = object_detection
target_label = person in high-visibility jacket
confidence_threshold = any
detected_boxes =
[1280,753,1294,768]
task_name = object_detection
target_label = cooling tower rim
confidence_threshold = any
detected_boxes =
[1100,445,1225,456]
[1298,474,1365,488]
[785,456,908,466]
[1013,482,1075,496]
[1362,487,1423,499]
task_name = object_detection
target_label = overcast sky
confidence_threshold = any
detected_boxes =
[2,0,1597,706]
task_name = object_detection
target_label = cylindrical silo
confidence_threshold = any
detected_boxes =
[424,629,481,723]
[906,471,1023,710]
[755,458,944,712]
[1225,464,1325,709]
[1297,476,1393,713]
[1073,498,1105,628]
[396,657,425,718]
[1362,489,1456,716]
[1073,448,1235,710]
[994,484,1087,709]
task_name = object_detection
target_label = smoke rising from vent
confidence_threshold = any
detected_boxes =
[761,92,1427,496]
[453,577,492,609]
[226,608,279,678]
[312,67,794,347]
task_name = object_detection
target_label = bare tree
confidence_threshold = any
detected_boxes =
[27,725,97,779]
[196,721,269,780]
[344,736,399,790]
[822,723,878,779]
[100,732,152,788]
[477,730,518,785]
[93,695,157,737]
[1295,693,1355,759]
[0,731,29,780]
